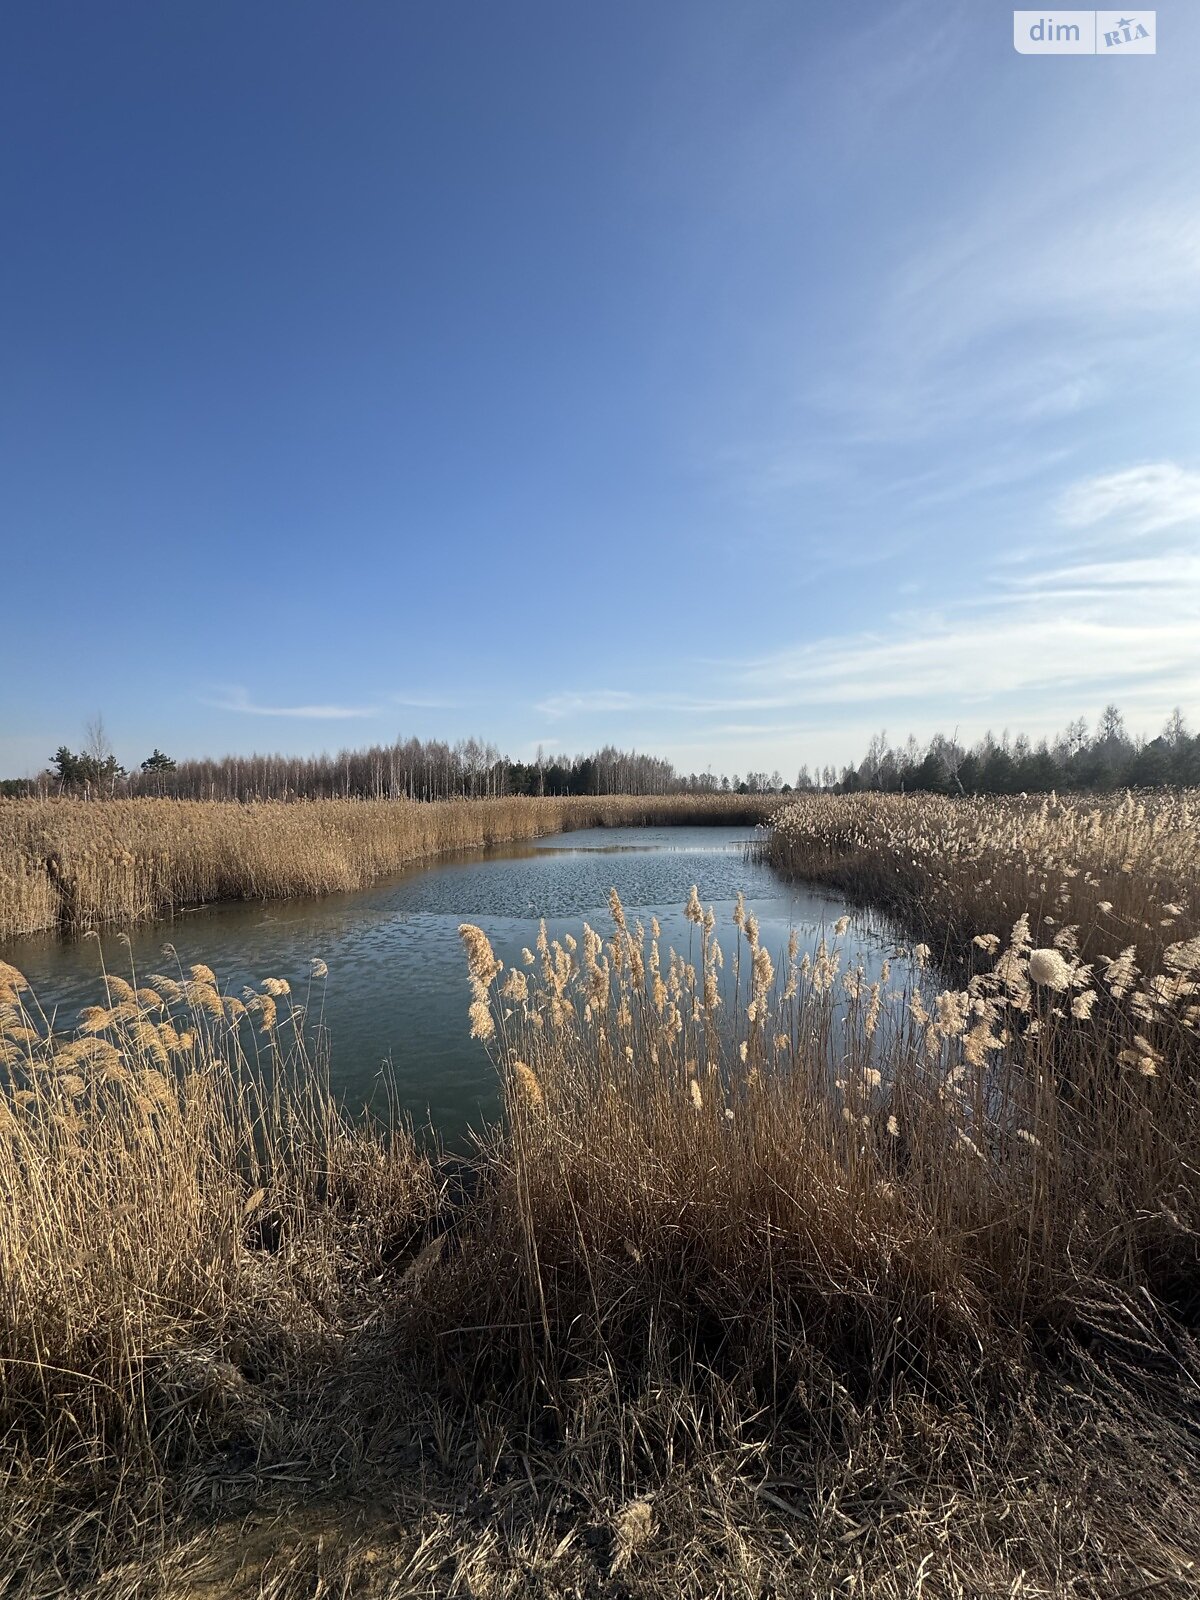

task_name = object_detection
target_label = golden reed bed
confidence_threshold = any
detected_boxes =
[0,792,771,941]
[2,789,1199,1595]
[766,787,1200,976]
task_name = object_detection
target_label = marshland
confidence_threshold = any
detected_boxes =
[0,793,774,943]
[2,789,1198,1598]
[8,0,1198,1591]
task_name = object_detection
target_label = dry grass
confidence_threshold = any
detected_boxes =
[419,837,1199,1595]
[0,945,444,1592]
[766,787,1200,978]
[0,793,770,941]
[3,790,1200,1597]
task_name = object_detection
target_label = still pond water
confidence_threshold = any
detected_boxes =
[5,826,901,1133]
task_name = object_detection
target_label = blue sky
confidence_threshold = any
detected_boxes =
[2,1,1198,780]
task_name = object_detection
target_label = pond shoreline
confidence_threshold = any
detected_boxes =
[5,822,864,1132]
[0,792,776,943]
[4,791,1199,1597]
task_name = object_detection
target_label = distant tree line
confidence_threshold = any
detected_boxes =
[815,706,1199,796]
[5,706,1193,803]
[6,730,789,802]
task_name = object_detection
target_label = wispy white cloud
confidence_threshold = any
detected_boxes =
[536,690,640,720]
[890,445,1076,514]
[892,193,1200,360]
[534,466,1200,755]
[1005,552,1200,596]
[539,592,1199,727]
[733,466,1200,709]
[800,131,1200,450]
[536,688,789,721]
[202,686,381,720]
[735,602,1200,709]
[385,693,461,711]
[1056,463,1200,536]
[201,686,458,719]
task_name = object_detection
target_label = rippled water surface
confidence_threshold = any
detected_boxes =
[5,826,899,1132]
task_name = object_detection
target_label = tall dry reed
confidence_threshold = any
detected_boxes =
[441,872,1199,1389]
[765,788,1200,978]
[0,793,771,941]
[404,868,1200,1593]
[4,789,1200,1596]
[0,946,440,1581]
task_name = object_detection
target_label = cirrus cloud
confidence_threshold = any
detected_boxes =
[1057,463,1200,535]
[202,686,380,720]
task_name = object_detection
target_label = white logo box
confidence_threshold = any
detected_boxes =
[1013,11,1156,54]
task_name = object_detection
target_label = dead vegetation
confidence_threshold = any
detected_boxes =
[0,794,771,941]
[2,790,1199,1597]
